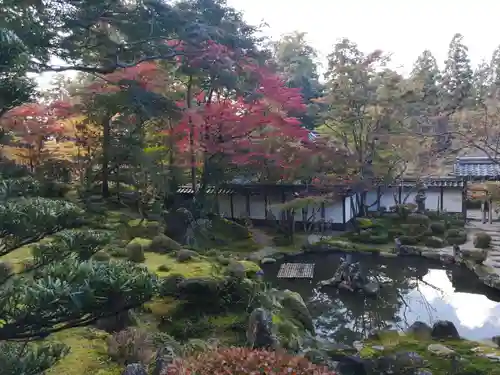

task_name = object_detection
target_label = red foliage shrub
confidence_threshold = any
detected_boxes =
[162,347,336,375]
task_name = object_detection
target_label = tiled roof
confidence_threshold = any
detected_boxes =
[453,156,500,178]
[387,179,464,188]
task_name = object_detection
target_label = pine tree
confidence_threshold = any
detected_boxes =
[410,50,442,115]
[441,33,473,112]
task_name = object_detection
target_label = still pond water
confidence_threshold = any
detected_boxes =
[262,253,500,344]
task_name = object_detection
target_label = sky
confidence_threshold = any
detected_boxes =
[37,0,500,87]
[226,0,500,75]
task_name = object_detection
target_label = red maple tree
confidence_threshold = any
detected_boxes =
[0,101,74,169]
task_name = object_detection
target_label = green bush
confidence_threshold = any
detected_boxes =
[149,234,181,253]
[474,232,492,249]
[127,242,146,263]
[400,235,419,245]
[388,228,405,239]
[108,246,129,258]
[272,235,293,246]
[424,236,445,248]
[447,235,467,245]
[400,223,428,237]
[106,327,153,365]
[126,219,163,239]
[430,222,446,235]
[446,228,462,237]
[355,217,373,228]
[157,264,171,272]
[406,213,431,226]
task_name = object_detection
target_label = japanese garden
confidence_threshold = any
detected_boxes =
[4,1,500,374]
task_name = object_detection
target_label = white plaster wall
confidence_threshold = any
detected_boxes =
[379,188,398,210]
[443,190,463,213]
[266,193,282,219]
[366,191,379,211]
[401,188,417,206]
[218,195,232,218]
[324,200,344,223]
[249,193,266,219]
[232,195,246,218]
[345,196,353,222]
[425,191,441,211]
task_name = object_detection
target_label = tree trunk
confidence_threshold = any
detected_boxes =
[101,116,111,198]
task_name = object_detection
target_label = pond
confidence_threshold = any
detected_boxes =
[261,253,500,345]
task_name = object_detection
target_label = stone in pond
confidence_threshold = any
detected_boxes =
[246,307,277,349]
[122,363,148,375]
[431,320,460,340]
[261,257,276,264]
[362,282,379,296]
[407,321,432,340]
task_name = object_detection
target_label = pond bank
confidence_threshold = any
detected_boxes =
[248,235,500,294]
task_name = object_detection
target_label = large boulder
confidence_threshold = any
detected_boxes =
[407,321,432,340]
[431,320,460,340]
[176,249,198,262]
[150,234,181,253]
[461,248,488,264]
[246,307,277,349]
[281,290,315,334]
[177,277,220,303]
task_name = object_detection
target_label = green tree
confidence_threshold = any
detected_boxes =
[0,175,156,374]
[410,50,442,116]
[320,39,412,185]
[271,32,324,129]
[441,33,473,112]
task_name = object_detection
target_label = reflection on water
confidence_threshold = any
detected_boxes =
[262,253,500,344]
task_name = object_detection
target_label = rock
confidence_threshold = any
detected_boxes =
[122,363,148,375]
[362,282,380,296]
[368,328,399,341]
[318,277,339,287]
[261,257,276,264]
[246,308,277,349]
[281,290,315,334]
[427,343,455,356]
[303,348,328,365]
[461,248,488,264]
[353,341,364,351]
[431,320,460,340]
[399,245,422,256]
[407,321,432,340]
[176,249,198,262]
[372,351,425,374]
[150,234,181,253]
[493,335,500,347]
[226,260,246,278]
[151,346,176,375]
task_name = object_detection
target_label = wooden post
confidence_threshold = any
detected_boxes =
[245,192,251,217]
[342,196,346,227]
[440,186,444,212]
[230,194,234,219]
[264,192,268,219]
[489,197,493,224]
[398,185,402,203]
[376,186,381,211]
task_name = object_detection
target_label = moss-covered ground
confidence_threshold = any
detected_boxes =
[2,207,265,375]
[361,333,500,375]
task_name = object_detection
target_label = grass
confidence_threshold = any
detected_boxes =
[47,328,122,375]
[144,252,217,278]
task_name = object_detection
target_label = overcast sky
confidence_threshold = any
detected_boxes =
[227,0,500,75]
[37,0,500,87]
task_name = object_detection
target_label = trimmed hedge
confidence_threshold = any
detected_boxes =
[430,222,446,235]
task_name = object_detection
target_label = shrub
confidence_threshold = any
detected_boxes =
[157,264,171,272]
[400,235,419,245]
[0,261,13,282]
[400,223,428,237]
[424,236,445,248]
[158,274,185,297]
[272,235,292,246]
[107,327,154,365]
[388,228,405,239]
[164,347,336,375]
[474,232,492,249]
[430,222,446,235]
[446,228,463,237]
[93,250,111,261]
[108,246,129,258]
[150,234,182,253]
[127,242,145,263]
[126,219,163,239]
[447,235,467,245]
[407,213,431,226]
[355,217,373,228]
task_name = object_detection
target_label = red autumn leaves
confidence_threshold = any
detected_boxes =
[1,39,331,180]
